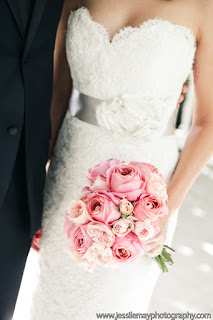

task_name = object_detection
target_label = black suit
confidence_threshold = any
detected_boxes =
[0,0,63,318]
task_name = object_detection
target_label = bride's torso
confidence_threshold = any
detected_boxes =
[66,4,197,140]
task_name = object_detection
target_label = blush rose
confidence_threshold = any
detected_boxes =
[67,200,90,225]
[86,222,115,247]
[146,172,168,201]
[133,194,168,222]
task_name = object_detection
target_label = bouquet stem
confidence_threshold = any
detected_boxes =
[155,246,175,272]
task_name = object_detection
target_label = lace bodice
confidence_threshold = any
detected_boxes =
[66,7,197,139]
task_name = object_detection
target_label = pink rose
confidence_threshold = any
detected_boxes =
[134,219,158,241]
[92,176,108,189]
[86,159,120,185]
[87,192,121,225]
[146,172,168,201]
[80,191,91,203]
[106,163,146,201]
[119,199,134,215]
[84,243,113,265]
[112,216,137,237]
[112,232,145,263]
[82,188,121,206]
[71,224,93,257]
[130,161,159,178]
[133,194,168,222]
[86,222,115,247]
[64,213,93,257]
[67,200,90,225]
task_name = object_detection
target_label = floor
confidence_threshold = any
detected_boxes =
[13,166,213,319]
[149,165,213,313]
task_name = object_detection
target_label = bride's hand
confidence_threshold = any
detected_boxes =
[31,228,42,252]
[176,82,188,109]
[145,215,170,257]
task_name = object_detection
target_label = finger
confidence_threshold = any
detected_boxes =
[146,244,163,257]
[145,241,159,249]
[146,234,163,244]
[31,242,40,252]
[176,103,180,109]
[182,83,189,94]
[145,239,164,252]
[31,229,42,252]
[177,94,184,103]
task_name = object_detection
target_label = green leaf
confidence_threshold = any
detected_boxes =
[155,255,168,272]
[155,256,162,266]
[155,255,166,272]
[121,214,128,219]
[159,255,168,272]
[115,206,120,211]
[162,249,174,265]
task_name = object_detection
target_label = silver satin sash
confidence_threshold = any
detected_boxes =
[72,92,176,139]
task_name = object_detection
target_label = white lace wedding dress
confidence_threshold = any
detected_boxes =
[30,7,197,319]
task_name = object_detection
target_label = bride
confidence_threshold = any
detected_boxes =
[30,0,213,318]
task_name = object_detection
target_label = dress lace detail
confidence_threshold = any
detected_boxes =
[76,6,197,45]
[66,6,196,101]
[29,7,197,319]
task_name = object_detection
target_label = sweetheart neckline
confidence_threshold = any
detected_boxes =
[71,6,197,46]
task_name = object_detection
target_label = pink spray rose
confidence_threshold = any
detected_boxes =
[133,194,168,222]
[119,199,134,215]
[134,219,157,241]
[106,163,146,201]
[67,200,90,225]
[112,216,137,237]
[86,222,115,247]
[87,192,121,225]
[112,232,145,263]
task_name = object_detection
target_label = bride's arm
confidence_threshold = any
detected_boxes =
[147,3,213,256]
[167,5,213,214]
[48,0,79,160]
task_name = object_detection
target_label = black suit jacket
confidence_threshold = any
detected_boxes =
[0,0,63,236]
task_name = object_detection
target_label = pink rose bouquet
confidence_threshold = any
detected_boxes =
[64,159,175,272]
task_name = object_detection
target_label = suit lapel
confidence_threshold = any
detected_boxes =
[6,0,24,39]
[24,0,48,57]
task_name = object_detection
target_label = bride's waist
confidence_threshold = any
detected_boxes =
[71,93,102,126]
[70,92,176,140]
